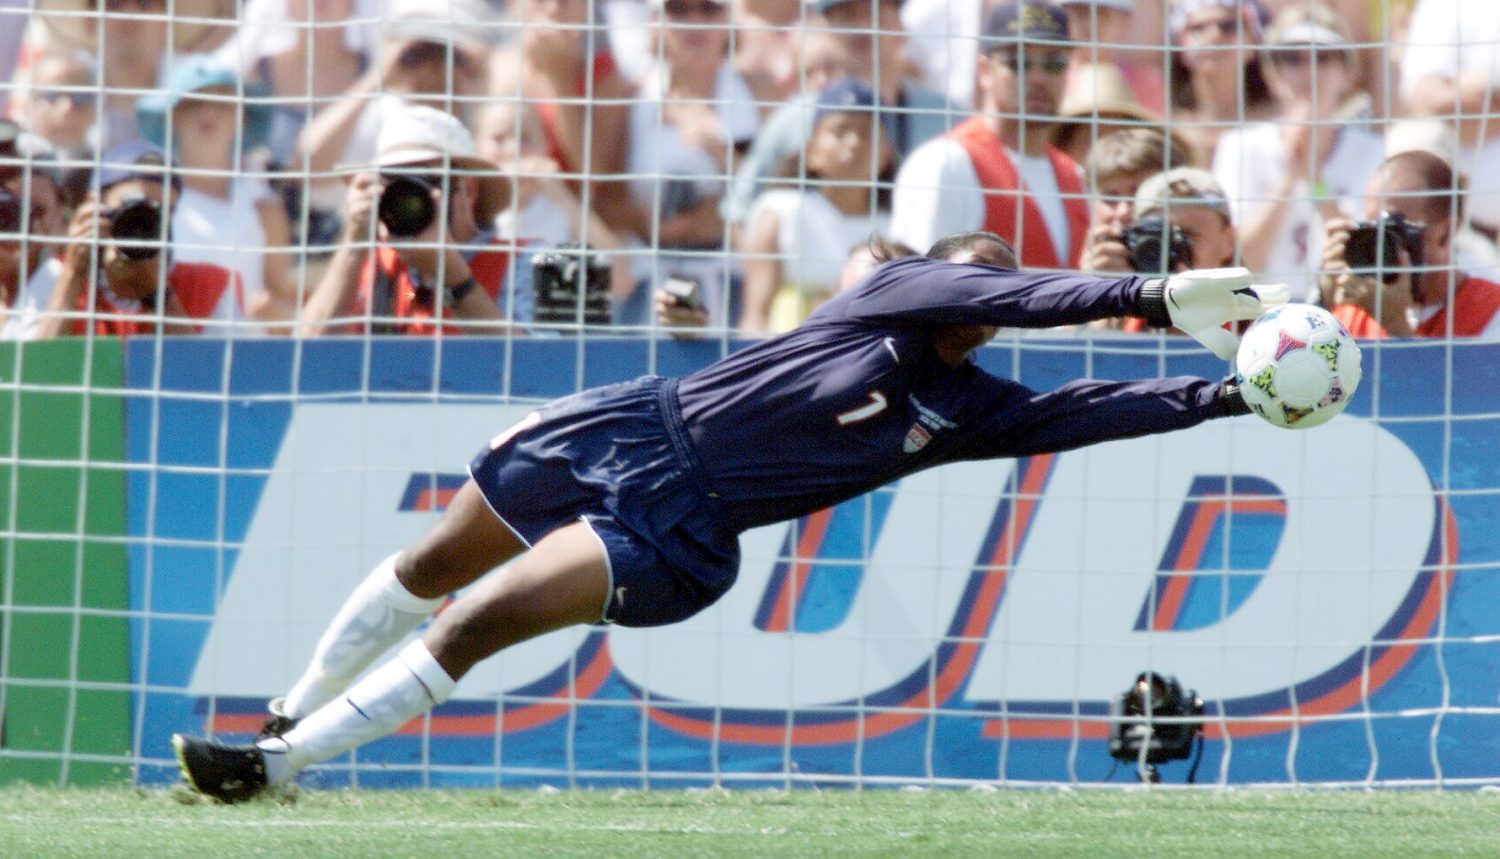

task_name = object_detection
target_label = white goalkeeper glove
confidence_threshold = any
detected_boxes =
[1136,267,1273,360]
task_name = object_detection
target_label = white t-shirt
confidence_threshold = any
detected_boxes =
[890,136,1073,261]
[495,192,574,249]
[745,188,892,297]
[172,176,277,330]
[1213,121,1386,301]
[1401,0,1500,102]
[901,0,984,111]
[890,137,986,253]
[1,255,61,341]
[1400,0,1500,227]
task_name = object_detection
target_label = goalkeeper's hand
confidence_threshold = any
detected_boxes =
[1136,267,1279,360]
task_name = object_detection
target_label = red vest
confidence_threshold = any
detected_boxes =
[80,262,241,337]
[947,116,1090,270]
[356,239,518,336]
[1332,276,1500,339]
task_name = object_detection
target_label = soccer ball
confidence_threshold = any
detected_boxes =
[1234,304,1362,429]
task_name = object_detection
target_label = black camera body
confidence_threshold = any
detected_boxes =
[1122,216,1193,275]
[1344,211,1425,285]
[532,244,611,326]
[1108,671,1204,777]
[105,196,166,261]
[378,174,439,238]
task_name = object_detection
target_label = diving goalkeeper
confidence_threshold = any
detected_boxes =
[173,237,1266,802]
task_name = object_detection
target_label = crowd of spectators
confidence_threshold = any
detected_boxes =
[0,0,1496,342]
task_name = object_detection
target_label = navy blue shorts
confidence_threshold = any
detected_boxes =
[468,376,740,627]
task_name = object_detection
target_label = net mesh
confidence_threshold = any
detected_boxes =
[0,0,1498,789]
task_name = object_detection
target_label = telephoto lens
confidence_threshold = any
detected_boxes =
[378,175,438,237]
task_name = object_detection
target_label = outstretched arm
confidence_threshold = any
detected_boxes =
[838,257,1265,359]
[958,374,1250,461]
[838,256,1146,329]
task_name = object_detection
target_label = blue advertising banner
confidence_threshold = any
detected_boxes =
[126,337,1500,788]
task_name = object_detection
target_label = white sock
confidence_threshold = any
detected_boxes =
[259,639,457,783]
[281,553,445,719]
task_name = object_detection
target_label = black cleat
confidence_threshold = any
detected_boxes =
[256,697,298,740]
[172,734,269,803]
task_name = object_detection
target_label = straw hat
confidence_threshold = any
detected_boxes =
[1051,63,1173,154]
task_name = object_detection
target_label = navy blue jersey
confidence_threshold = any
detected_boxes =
[674,257,1226,531]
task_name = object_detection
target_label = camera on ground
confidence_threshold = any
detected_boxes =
[1122,216,1192,275]
[1108,671,1205,783]
[1344,211,1425,285]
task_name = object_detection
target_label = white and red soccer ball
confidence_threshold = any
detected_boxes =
[1235,304,1363,429]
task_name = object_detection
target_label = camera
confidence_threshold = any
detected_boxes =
[104,196,165,261]
[378,174,439,238]
[532,243,611,326]
[1122,216,1192,275]
[1344,211,1425,285]
[1108,671,1205,782]
[661,276,703,311]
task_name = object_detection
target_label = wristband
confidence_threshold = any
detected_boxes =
[1135,278,1171,327]
[1217,377,1251,417]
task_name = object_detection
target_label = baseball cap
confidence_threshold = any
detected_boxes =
[135,54,273,152]
[94,141,181,193]
[983,1,1070,48]
[1133,167,1230,220]
[810,77,896,142]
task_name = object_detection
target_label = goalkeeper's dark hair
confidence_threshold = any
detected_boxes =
[926,231,1018,268]
[854,234,918,264]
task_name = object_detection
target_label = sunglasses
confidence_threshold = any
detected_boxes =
[992,50,1070,76]
[1269,48,1347,69]
[662,0,724,18]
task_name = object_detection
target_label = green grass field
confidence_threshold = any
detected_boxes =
[5,784,1500,857]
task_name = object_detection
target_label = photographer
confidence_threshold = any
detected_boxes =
[1323,150,1500,339]
[1129,167,1239,273]
[300,105,529,337]
[1079,129,1193,276]
[36,142,245,339]
[1085,165,1239,335]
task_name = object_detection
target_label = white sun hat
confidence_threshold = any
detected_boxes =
[371,102,508,224]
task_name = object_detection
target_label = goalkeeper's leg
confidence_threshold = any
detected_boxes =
[256,518,610,789]
[276,481,526,723]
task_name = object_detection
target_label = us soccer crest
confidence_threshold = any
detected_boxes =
[903,423,932,453]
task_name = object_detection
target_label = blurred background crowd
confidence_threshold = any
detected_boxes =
[0,0,1495,341]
